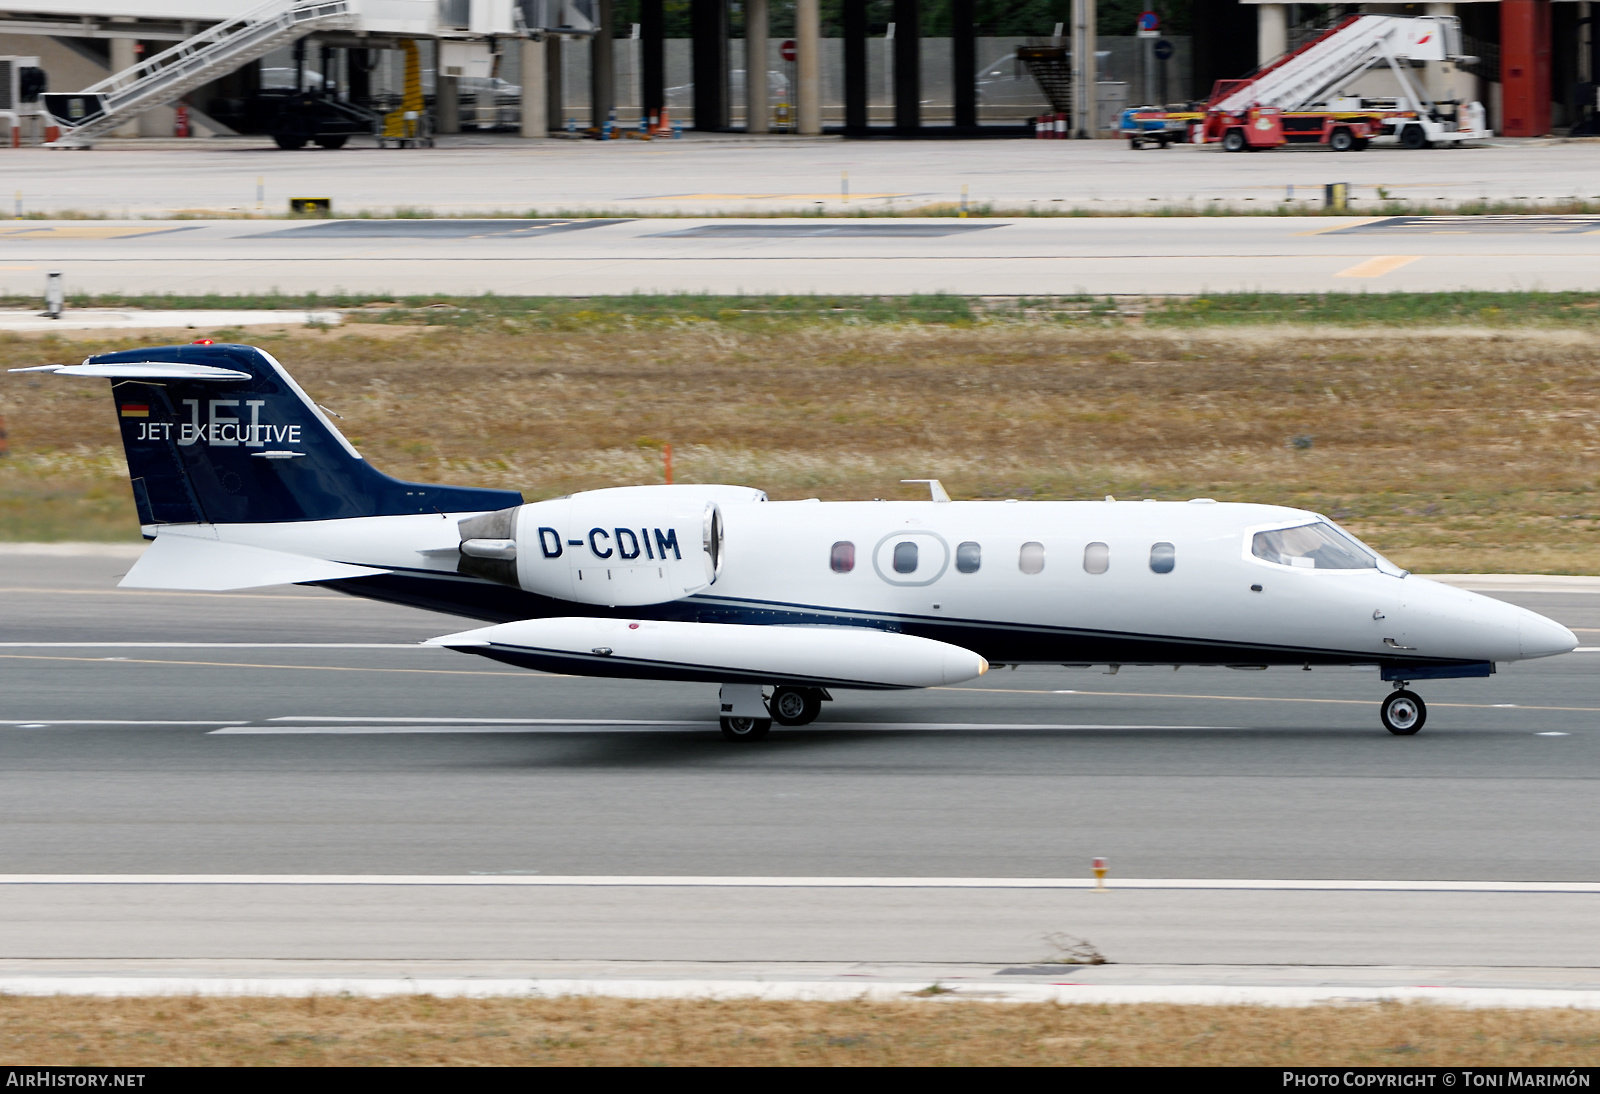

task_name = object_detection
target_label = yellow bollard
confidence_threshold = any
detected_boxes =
[1092,856,1107,892]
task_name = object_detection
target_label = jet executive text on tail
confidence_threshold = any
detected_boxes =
[13,343,1576,738]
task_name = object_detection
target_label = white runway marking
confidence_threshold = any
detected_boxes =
[0,976,1594,1008]
[213,721,1235,735]
[1,875,1595,893]
[216,721,709,734]
[2,720,247,727]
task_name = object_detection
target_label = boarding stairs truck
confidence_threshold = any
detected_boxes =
[40,0,359,147]
[1201,13,1490,151]
[29,0,596,149]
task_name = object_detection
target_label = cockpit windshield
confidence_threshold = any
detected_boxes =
[1252,522,1379,570]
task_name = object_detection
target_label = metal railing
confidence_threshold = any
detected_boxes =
[54,0,355,143]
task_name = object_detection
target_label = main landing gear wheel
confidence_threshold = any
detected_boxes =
[770,686,823,726]
[720,716,772,742]
[1381,689,1426,735]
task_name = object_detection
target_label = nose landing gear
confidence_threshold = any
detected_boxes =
[1381,685,1426,735]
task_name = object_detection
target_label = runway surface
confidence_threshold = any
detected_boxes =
[6,136,1597,217]
[5,213,1600,296]
[2,547,1597,977]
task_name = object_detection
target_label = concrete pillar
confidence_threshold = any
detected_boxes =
[690,0,728,130]
[746,0,768,133]
[109,37,139,137]
[1501,0,1552,136]
[641,0,665,123]
[893,0,919,133]
[546,36,564,132]
[1425,2,1457,104]
[796,0,820,134]
[437,74,461,134]
[521,36,548,137]
[952,0,976,129]
[1257,3,1288,67]
[842,0,868,132]
[591,0,614,129]
[1071,0,1095,137]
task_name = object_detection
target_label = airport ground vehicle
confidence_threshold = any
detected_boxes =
[1124,13,1490,152]
[1118,108,1200,147]
[13,344,1576,739]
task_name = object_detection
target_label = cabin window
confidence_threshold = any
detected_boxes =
[893,541,919,574]
[956,541,981,573]
[1252,522,1376,570]
[1083,542,1109,574]
[830,541,855,573]
[1019,541,1045,574]
[1150,542,1175,574]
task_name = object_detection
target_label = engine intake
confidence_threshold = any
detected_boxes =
[458,485,757,606]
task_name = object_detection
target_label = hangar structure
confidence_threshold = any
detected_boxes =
[0,0,1585,141]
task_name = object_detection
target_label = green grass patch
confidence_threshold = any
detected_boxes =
[11,290,1600,331]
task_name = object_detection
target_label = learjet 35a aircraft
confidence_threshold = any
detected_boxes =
[16,343,1577,738]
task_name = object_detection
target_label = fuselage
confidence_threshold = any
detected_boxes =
[154,496,1577,671]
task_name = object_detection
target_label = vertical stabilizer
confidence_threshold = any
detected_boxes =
[45,343,523,525]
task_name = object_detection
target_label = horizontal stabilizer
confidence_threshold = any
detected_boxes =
[11,362,251,381]
[120,533,389,591]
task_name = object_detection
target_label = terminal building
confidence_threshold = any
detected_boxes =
[0,1,1586,142]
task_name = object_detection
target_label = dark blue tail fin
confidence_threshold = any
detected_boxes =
[92,343,523,525]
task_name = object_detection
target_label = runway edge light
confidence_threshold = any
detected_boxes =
[1093,856,1108,892]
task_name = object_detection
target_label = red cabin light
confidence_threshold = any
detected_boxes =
[191,339,215,344]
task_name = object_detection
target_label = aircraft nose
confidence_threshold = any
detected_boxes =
[1519,611,1578,659]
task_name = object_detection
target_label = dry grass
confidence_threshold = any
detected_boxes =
[3,996,1600,1066]
[5,319,1600,571]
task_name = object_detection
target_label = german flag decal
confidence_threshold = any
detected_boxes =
[119,404,149,418]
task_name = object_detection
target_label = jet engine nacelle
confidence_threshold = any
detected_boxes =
[457,485,764,606]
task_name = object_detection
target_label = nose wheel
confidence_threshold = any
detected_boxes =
[1381,688,1426,735]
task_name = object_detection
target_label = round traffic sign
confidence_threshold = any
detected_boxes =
[780,39,797,62]
[1153,38,1175,61]
[1136,10,1160,33]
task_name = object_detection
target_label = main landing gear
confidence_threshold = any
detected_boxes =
[719,686,828,741]
[1381,684,1427,735]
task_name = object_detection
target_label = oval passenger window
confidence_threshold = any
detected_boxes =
[1019,541,1045,575]
[830,541,855,573]
[893,541,919,574]
[1150,542,1175,574]
[956,541,981,574]
[1083,542,1109,574]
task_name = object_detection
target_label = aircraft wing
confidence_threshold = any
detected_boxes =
[120,533,389,591]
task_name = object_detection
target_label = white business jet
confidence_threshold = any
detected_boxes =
[13,344,1577,739]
